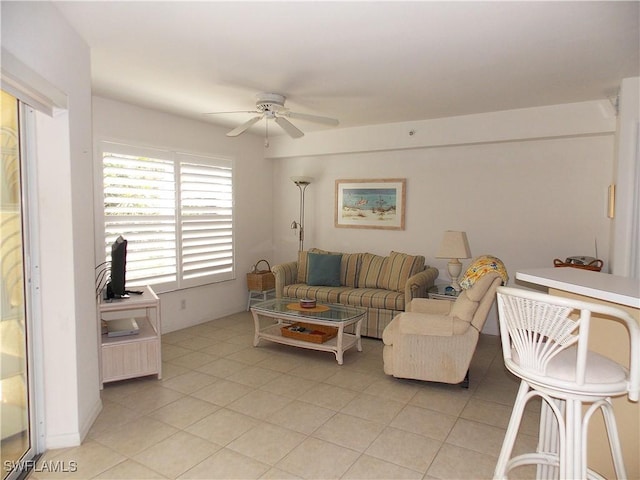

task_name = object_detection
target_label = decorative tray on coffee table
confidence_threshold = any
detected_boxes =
[280,322,338,343]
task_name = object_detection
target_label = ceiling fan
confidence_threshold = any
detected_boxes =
[207,93,339,141]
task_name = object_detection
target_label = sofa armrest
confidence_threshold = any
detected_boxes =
[405,266,439,305]
[272,261,298,298]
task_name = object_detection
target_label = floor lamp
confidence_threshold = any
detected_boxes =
[291,176,313,251]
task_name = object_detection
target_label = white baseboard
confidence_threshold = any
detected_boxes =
[80,396,103,442]
[44,397,103,449]
[45,431,81,450]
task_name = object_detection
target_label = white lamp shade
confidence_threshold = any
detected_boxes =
[436,231,471,260]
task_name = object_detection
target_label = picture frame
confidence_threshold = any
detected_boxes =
[335,178,406,230]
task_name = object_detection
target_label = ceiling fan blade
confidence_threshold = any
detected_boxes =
[285,111,339,126]
[275,116,304,138]
[226,116,262,137]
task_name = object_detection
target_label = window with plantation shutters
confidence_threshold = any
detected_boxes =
[100,142,234,292]
[179,153,233,286]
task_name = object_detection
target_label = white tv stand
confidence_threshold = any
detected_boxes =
[98,285,161,388]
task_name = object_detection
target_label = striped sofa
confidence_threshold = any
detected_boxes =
[271,248,439,339]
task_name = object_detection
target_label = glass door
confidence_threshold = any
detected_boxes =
[1,90,33,479]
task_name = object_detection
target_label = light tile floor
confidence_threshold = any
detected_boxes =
[32,311,540,479]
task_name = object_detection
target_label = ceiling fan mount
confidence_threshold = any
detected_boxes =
[255,93,286,115]
[206,92,339,142]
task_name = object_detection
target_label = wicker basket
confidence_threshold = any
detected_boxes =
[553,258,603,272]
[281,322,338,344]
[247,259,275,291]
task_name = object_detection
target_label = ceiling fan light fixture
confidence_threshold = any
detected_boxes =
[256,93,286,113]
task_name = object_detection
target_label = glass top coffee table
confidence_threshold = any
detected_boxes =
[250,298,366,365]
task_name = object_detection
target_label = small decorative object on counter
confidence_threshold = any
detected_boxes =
[553,257,603,272]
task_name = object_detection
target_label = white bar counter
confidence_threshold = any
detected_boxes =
[516,267,640,479]
[517,267,640,308]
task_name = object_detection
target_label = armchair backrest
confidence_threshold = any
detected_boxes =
[470,274,503,331]
[449,271,502,332]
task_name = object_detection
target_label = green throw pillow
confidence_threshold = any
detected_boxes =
[307,252,342,287]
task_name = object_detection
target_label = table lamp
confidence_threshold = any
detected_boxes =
[436,231,471,291]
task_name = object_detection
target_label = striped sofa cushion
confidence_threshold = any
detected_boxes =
[296,250,310,283]
[380,251,425,292]
[340,253,362,287]
[282,284,350,304]
[339,288,405,311]
[358,253,388,288]
[296,248,330,283]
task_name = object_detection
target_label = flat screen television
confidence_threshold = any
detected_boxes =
[106,236,127,299]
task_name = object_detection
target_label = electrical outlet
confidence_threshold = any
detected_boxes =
[180,299,186,310]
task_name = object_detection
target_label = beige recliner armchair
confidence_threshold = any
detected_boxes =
[382,260,505,387]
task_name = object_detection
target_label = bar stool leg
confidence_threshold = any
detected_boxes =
[537,398,563,479]
[495,381,531,479]
[598,400,627,479]
[565,398,583,479]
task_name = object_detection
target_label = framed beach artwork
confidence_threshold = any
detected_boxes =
[335,178,406,230]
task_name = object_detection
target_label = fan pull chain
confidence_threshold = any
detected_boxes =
[265,118,269,147]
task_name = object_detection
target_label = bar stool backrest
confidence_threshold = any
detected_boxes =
[496,286,639,401]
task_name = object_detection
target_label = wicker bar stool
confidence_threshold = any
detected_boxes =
[494,286,639,479]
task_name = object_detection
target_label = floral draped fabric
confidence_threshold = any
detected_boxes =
[460,255,508,290]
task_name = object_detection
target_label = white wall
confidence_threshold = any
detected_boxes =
[269,102,616,335]
[92,97,270,332]
[611,77,640,278]
[1,2,100,447]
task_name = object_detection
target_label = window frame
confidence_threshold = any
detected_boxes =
[97,140,235,294]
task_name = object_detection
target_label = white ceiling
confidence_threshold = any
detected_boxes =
[54,1,639,137]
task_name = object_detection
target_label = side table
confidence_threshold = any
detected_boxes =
[246,289,275,311]
[98,285,161,388]
[428,284,461,301]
